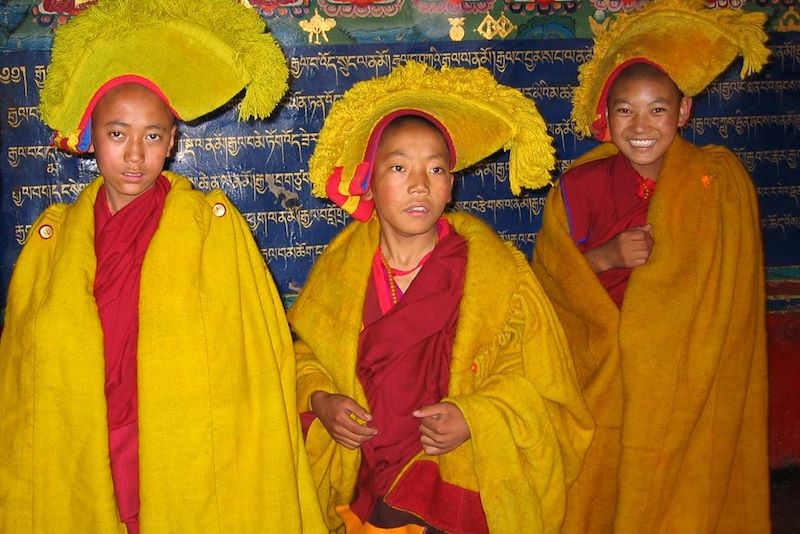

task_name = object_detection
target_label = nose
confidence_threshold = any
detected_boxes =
[125,138,144,164]
[407,167,430,194]
[631,112,647,132]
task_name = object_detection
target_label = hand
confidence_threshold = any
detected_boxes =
[413,402,471,456]
[310,391,377,449]
[584,224,654,273]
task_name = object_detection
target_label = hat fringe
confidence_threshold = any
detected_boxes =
[310,61,555,198]
[41,0,286,126]
[572,0,769,137]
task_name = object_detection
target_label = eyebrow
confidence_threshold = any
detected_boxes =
[611,96,673,105]
[382,149,449,160]
[101,120,169,130]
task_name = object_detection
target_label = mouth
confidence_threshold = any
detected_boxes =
[628,138,657,149]
[405,204,430,216]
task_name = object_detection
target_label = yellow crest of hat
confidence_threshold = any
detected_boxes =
[309,61,555,208]
[40,0,288,152]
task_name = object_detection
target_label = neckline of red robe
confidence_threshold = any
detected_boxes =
[350,222,468,527]
[93,175,170,528]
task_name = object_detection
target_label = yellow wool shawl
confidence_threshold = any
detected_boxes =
[289,212,593,534]
[0,172,326,533]
[532,137,770,533]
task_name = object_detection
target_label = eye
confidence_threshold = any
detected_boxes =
[109,130,124,139]
[430,166,446,174]
[652,107,668,114]
[615,106,631,114]
[390,164,405,173]
[146,133,162,142]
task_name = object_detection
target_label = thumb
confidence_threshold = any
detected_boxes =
[413,404,443,419]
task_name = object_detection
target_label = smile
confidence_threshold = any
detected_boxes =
[628,139,657,148]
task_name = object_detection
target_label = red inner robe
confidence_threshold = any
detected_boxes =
[349,220,485,533]
[560,152,655,307]
[93,175,170,533]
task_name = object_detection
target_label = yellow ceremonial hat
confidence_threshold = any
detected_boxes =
[572,0,770,140]
[309,61,556,221]
[40,0,288,153]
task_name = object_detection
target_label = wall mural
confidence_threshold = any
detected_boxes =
[1,1,798,313]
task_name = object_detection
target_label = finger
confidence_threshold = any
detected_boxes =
[338,417,378,437]
[421,443,447,456]
[417,414,443,431]
[340,400,373,422]
[332,429,362,448]
[420,433,447,449]
[630,230,652,242]
[418,422,443,440]
[335,425,376,446]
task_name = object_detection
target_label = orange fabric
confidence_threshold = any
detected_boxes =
[336,505,425,534]
[533,137,770,533]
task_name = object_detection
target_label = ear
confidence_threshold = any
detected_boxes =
[363,189,374,201]
[447,172,454,203]
[87,143,95,154]
[168,123,178,153]
[677,96,692,127]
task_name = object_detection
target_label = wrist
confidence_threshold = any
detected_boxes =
[309,390,328,413]
[585,248,609,273]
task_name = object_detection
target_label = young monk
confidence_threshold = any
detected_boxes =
[532,1,771,532]
[0,1,325,532]
[289,61,594,533]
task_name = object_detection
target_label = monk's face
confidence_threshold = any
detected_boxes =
[367,119,454,243]
[606,73,691,180]
[90,83,177,213]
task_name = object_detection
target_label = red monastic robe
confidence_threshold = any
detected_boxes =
[93,176,170,533]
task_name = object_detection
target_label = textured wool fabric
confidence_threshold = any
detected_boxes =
[289,212,593,534]
[40,0,288,153]
[0,173,326,533]
[309,61,555,220]
[532,137,770,533]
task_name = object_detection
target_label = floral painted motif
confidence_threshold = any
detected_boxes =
[250,0,310,17]
[412,0,495,14]
[317,0,404,17]
[505,0,579,14]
